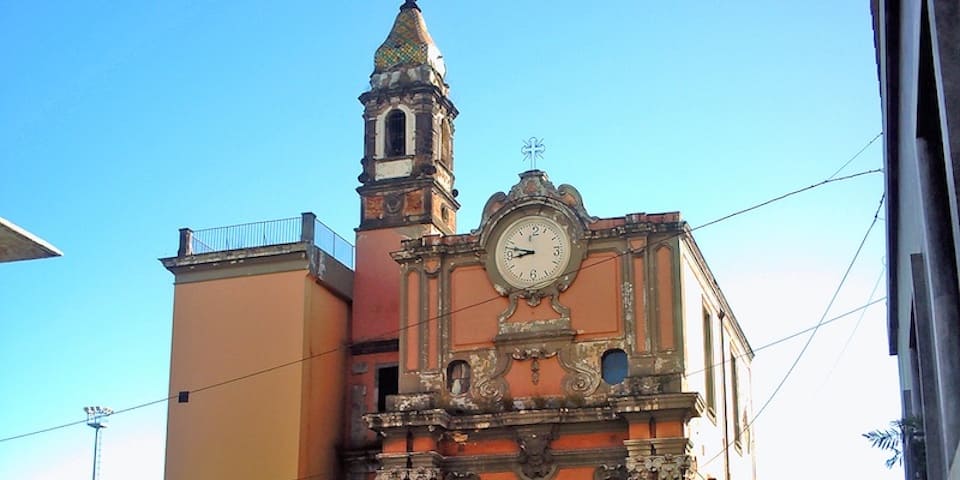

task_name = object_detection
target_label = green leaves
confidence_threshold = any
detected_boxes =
[862,417,925,470]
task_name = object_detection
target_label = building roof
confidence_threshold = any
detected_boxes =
[0,217,62,263]
[373,0,446,78]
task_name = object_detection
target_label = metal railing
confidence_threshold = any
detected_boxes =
[190,217,301,254]
[313,218,355,269]
[179,212,355,269]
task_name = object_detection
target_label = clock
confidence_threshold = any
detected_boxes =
[493,215,572,289]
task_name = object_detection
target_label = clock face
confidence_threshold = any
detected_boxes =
[494,216,572,289]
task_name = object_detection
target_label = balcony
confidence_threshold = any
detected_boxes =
[176,212,354,270]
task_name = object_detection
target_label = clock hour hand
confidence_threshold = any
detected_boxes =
[506,246,535,257]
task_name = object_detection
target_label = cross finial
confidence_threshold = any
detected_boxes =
[521,137,546,170]
[400,0,420,11]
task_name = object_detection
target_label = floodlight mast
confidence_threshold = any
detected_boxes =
[84,406,113,480]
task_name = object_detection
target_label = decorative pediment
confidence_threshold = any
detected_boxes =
[477,170,597,235]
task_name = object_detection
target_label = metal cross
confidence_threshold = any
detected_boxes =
[521,137,545,170]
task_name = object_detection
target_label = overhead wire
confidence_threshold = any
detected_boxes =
[816,260,887,391]
[283,297,887,480]
[698,192,887,472]
[0,168,883,445]
[826,132,883,180]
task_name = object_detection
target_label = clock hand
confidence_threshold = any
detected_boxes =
[506,246,536,257]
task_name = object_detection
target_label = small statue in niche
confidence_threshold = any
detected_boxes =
[447,360,471,395]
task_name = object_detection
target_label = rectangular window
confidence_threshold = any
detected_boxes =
[731,351,742,449]
[702,305,716,417]
[376,365,399,412]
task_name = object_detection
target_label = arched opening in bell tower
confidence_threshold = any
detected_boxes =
[386,110,406,157]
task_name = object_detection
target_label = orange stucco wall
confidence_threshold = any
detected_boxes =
[564,252,621,338]
[450,265,502,349]
[633,255,648,353]
[503,356,567,398]
[343,350,398,447]
[298,279,349,479]
[165,270,348,480]
[354,228,407,341]
[656,245,675,351]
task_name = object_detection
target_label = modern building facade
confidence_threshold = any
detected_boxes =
[872,1,960,479]
[0,217,61,263]
[161,2,757,479]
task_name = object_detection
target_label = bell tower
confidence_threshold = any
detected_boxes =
[357,0,459,235]
[346,1,459,453]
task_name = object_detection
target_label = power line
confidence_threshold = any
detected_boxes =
[0,168,882,445]
[826,132,883,180]
[817,261,887,390]
[283,296,887,480]
[699,192,886,471]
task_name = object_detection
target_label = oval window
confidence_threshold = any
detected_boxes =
[601,349,628,385]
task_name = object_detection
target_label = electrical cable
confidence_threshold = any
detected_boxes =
[826,132,883,180]
[0,168,882,445]
[283,297,887,480]
[816,261,886,391]
[698,192,886,472]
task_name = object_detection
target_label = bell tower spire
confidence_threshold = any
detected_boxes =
[356,0,459,235]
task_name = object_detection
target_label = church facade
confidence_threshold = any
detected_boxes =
[160,2,756,479]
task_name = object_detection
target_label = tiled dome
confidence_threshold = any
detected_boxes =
[374,0,446,78]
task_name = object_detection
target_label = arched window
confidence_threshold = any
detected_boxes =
[447,360,471,395]
[440,119,452,165]
[601,349,628,385]
[386,110,406,157]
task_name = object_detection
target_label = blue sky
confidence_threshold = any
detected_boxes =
[0,1,898,479]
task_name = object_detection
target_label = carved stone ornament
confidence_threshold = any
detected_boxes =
[478,170,597,229]
[516,427,558,480]
[475,334,602,406]
[444,472,479,480]
[511,347,558,385]
[626,455,696,480]
[376,467,442,480]
[594,464,628,480]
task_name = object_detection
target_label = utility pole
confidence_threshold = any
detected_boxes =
[84,406,113,480]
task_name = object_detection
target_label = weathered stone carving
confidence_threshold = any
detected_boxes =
[474,350,510,405]
[375,467,442,480]
[443,472,479,480]
[516,427,558,480]
[594,464,628,480]
[511,347,558,385]
[479,171,597,229]
[625,455,696,480]
[558,344,601,397]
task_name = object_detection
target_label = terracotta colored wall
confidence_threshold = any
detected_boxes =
[343,350,398,447]
[449,265,502,349]
[656,245,675,351]
[354,228,408,341]
[298,279,350,480]
[165,271,307,480]
[503,356,567,398]
[564,252,621,338]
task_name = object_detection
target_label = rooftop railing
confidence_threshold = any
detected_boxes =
[177,212,355,269]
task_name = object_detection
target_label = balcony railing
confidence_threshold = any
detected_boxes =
[177,212,355,269]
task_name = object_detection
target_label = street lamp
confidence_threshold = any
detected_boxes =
[84,406,113,480]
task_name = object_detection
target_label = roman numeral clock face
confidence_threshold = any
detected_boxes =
[494,216,572,289]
